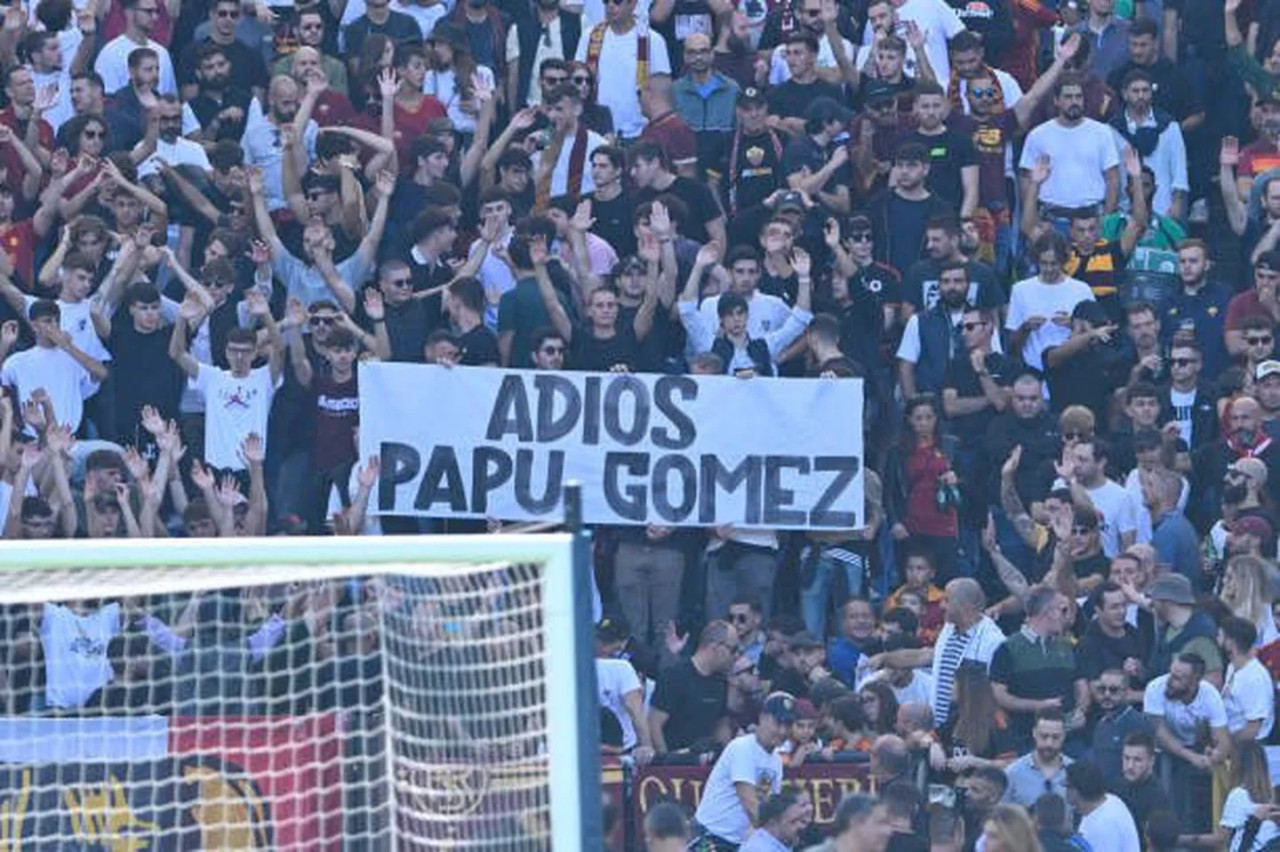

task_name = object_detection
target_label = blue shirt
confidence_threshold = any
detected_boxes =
[1152,509,1201,580]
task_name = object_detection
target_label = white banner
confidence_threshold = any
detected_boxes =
[358,364,864,529]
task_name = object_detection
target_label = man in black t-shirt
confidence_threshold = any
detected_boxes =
[629,140,726,246]
[649,620,738,754]
[766,33,845,135]
[898,80,979,216]
[726,87,785,217]
[443,277,500,366]
[586,145,637,258]
[781,97,853,216]
[943,304,1012,445]
[108,281,186,447]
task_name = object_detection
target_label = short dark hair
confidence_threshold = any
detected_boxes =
[628,140,669,172]
[1146,810,1181,849]
[1034,792,1071,833]
[124,281,161,307]
[1066,761,1106,802]
[894,141,929,165]
[758,790,800,826]
[226,327,257,348]
[531,327,565,354]
[29,299,60,322]
[127,46,158,69]
[785,32,820,53]
[591,144,626,170]
[411,209,455,245]
[1176,651,1206,678]
[1130,16,1158,37]
[831,794,879,835]
[1220,615,1259,652]
[1124,730,1155,752]
[642,801,689,840]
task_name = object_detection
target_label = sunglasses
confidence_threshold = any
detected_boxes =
[970,86,997,98]
[1170,357,1198,367]
[309,316,337,326]
[1098,685,1124,694]
[82,129,105,138]
[216,8,240,16]
[1247,336,1274,345]
[386,277,412,287]
[572,75,591,84]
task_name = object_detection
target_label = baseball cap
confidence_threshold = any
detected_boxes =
[1229,457,1269,486]
[1146,573,1195,606]
[1257,360,1280,382]
[775,190,806,213]
[738,86,766,108]
[762,691,798,723]
[806,96,853,126]
[596,616,631,644]
[1231,515,1276,541]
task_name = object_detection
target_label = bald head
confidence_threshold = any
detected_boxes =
[871,734,909,778]
[684,32,712,51]
[945,577,985,622]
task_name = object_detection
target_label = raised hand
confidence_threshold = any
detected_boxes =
[377,68,398,100]
[376,169,395,197]
[1056,31,1082,62]
[1123,145,1142,178]
[511,106,539,131]
[239,432,265,466]
[637,233,661,265]
[0,320,18,349]
[357,455,381,488]
[569,199,595,233]
[246,166,265,196]
[1221,135,1241,169]
[1002,444,1023,478]
[790,247,812,278]
[823,217,841,249]
[214,474,242,507]
[363,287,385,322]
[243,288,271,319]
[695,241,721,267]
[190,459,214,491]
[44,423,75,455]
[648,201,673,240]
[122,445,150,481]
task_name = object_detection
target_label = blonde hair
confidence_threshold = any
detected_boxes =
[1222,555,1272,628]
[984,804,1042,852]
[1059,406,1096,436]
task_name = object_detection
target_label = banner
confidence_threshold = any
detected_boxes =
[359,364,865,529]
[0,715,342,851]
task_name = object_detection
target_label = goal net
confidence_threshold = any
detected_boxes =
[0,534,587,851]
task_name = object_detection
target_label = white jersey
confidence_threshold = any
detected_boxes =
[596,658,642,749]
[693,732,783,843]
[42,602,121,709]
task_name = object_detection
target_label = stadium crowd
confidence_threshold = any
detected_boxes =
[8,0,1280,843]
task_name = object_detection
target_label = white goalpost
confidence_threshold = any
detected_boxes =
[0,533,593,851]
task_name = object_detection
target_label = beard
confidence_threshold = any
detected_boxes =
[1223,482,1249,505]
[727,33,751,54]
[1063,105,1084,121]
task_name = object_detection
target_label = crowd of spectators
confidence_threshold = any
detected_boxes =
[5,0,1280,844]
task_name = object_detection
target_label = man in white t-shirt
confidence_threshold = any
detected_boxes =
[1061,437,1142,557]
[168,291,283,472]
[1066,761,1140,852]
[531,83,605,197]
[862,0,964,83]
[0,299,108,434]
[1019,74,1120,213]
[1143,652,1231,835]
[136,95,212,178]
[575,0,671,139]
[41,600,122,710]
[1006,231,1095,371]
[93,0,177,95]
[1219,615,1275,742]
[692,691,793,848]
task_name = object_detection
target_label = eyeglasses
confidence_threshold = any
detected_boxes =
[215,8,240,17]
[970,86,997,98]
[961,321,985,331]
[309,316,337,326]
[1247,336,1274,345]
[1170,357,1198,367]
[386,277,412,287]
